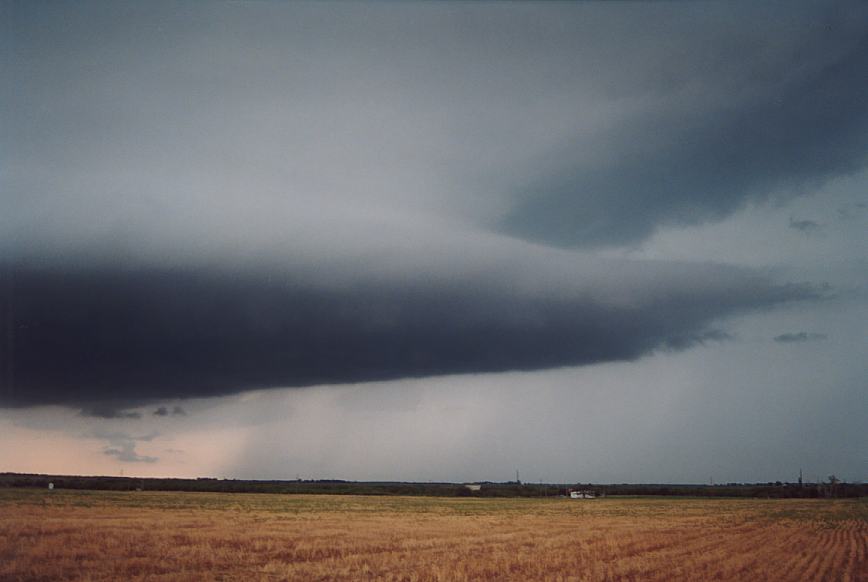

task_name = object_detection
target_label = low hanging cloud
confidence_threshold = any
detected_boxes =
[153,406,187,417]
[774,332,828,343]
[96,432,158,464]
[80,406,142,420]
[1,244,820,409]
[662,329,734,351]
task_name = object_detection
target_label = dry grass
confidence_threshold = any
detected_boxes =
[0,489,865,581]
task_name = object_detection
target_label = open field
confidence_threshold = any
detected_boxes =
[0,489,865,581]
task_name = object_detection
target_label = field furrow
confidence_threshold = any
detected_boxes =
[0,490,865,581]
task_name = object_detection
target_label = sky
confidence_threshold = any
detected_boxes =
[1,0,866,484]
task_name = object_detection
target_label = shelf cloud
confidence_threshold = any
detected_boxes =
[2,245,819,409]
[0,1,860,412]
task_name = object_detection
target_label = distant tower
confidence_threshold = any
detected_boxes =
[799,468,803,487]
[516,469,521,485]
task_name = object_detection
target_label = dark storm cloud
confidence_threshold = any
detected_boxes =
[500,8,868,247]
[0,1,850,412]
[80,406,141,420]
[774,332,828,343]
[0,261,819,408]
[153,406,186,417]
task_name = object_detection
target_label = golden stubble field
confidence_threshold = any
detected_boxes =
[0,489,865,581]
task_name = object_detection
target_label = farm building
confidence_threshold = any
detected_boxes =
[569,490,595,499]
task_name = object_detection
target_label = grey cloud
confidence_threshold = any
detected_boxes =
[774,332,828,343]
[97,431,158,463]
[5,2,867,258]
[153,406,187,417]
[0,1,848,411]
[103,447,156,463]
[662,329,734,351]
[0,257,820,409]
[80,406,142,420]
[499,5,868,248]
[837,202,867,220]
[789,218,821,233]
